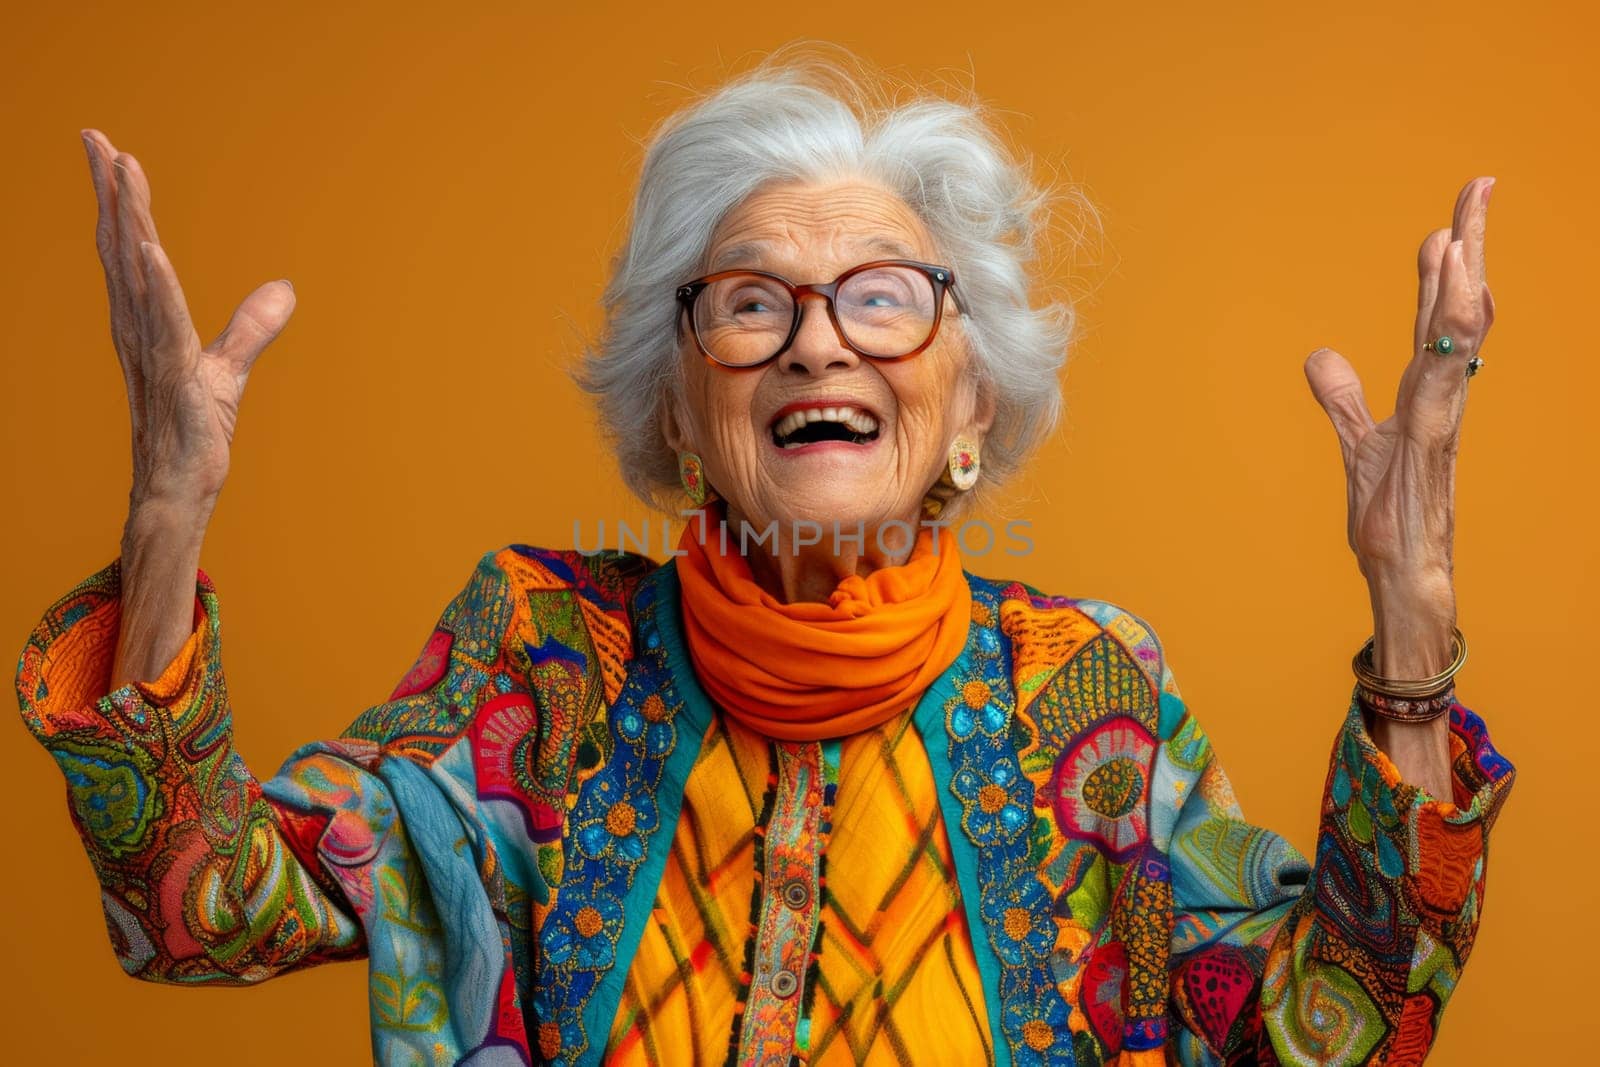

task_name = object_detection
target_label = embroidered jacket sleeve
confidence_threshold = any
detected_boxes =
[11,554,503,985]
[1154,659,1515,1063]
[14,548,649,997]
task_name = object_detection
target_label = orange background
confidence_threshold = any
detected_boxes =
[2,1,1589,1061]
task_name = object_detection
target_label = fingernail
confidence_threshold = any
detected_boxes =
[278,278,294,292]
[1481,179,1495,208]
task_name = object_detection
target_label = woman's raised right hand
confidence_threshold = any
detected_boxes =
[83,129,296,685]
[83,129,295,517]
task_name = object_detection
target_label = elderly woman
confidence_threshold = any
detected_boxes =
[17,58,1512,1066]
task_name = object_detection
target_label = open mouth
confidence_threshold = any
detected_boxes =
[770,405,882,448]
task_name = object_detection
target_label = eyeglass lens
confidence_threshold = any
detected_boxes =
[693,265,938,366]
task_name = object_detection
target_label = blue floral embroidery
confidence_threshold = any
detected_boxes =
[615,700,674,757]
[950,691,1009,741]
[951,757,1031,844]
[944,576,1079,1065]
[534,569,704,1065]
[982,883,1056,966]
[541,888,626,971]
[572,773,661,866]
[1004,993,1074,1067]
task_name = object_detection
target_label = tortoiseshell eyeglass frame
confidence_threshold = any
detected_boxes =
[674,259,965,369]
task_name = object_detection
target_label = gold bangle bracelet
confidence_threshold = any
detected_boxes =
[1351,626,1467,699]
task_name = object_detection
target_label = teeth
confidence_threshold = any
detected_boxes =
[774,412,806,437]
[772,406,881,442]
[844,410,878,433]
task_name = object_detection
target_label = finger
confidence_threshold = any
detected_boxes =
[112,153,163,289]
[1408,239,1479,440]
[1412,228,1450,353]
[1451,176,1494,292]
[206,280,297,378]
[137,242,199,368]
[1473,180,1496,333]
[111,156,155,358]
[1428,240,1483,354]
[1304,347,1376,474]
[82,131,118,278]
[111,152,162,246]
[82,132,141,363]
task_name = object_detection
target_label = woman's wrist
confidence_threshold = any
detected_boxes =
[113,500,212,687]
[1360,563,1457,797]
[1365,564,1456,679]
[126,473,220,529]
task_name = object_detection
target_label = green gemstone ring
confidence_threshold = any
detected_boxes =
[1424,335,1455,355]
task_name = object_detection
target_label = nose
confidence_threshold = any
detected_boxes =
[776,293,859,375]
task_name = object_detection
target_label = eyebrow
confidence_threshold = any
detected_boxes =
[706,236,920,274]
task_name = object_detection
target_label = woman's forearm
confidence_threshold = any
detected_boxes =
[111,497,214,687]
[1366,571,1456,799]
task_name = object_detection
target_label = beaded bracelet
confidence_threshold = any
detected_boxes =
[1355,684,1456,724]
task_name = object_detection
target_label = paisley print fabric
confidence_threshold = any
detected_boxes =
[15,549,1513,1065]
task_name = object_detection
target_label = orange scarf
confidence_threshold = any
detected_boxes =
[675,509,971,741]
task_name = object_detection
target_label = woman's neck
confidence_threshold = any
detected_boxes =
[720,502,919,604]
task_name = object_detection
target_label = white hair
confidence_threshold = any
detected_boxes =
[575,50,1082,511]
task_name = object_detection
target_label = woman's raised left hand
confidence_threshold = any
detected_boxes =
[1302,177,1496,795]
[1305,178,1495,641]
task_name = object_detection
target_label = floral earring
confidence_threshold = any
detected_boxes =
[948,437,981,492]
[678,451,709,507]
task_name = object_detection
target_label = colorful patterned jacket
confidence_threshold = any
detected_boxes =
[15,546,1514,1065]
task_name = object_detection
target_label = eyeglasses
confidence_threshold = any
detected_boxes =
[675,259,963,369]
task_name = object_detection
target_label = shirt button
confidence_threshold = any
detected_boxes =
[782,880,810,910]
[770,969,799,998]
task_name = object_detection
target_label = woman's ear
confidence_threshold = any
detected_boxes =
[965,379,998,444]
[660,389,694,455]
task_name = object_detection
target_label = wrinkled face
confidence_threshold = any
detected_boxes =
[665,178,993,543]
